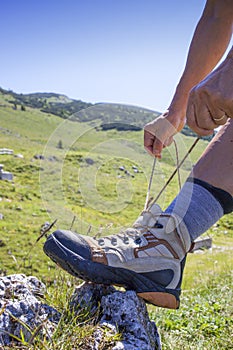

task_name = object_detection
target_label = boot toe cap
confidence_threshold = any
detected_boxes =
[44,229,92,261]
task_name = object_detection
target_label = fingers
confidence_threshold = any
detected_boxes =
[144,117,164,157]
[186,57,232,135]
[153,138,163,158]
[144,130,155,156]
[186,89,227,136]
[144,130,163,158]
[144,112,184,157]
[186,103,213,135]
[208,108,229,125]
[144,130,173,158]
[200,95,229,127]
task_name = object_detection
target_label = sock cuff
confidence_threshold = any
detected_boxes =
[187,177,233,214]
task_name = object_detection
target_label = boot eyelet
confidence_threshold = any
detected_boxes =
[98,239,105,246]
[111,238,117,246]
[135,237,142,244]
[154,221,163,229]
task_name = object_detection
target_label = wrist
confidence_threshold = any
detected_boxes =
[168,82,191,117]
[164,110,186,133]
[168,96,187,120]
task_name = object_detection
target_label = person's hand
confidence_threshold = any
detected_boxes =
[144,111,186,158]
[186,55,233,136]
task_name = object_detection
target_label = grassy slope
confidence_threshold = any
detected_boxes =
[0,97,232,349]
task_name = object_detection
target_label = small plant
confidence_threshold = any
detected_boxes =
[57,140,63,149]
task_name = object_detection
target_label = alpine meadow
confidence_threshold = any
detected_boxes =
[0,88,232,349]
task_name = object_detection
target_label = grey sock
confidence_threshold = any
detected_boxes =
[165,181,224,242]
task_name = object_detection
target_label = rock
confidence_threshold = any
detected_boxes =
[190,237,212,253]
[85,157,95,165]
[0,148,14,155]
[47,155,58,162]
[0,239,6,246]
[70,283,161,350]
[101,290,161,350]
[15,153,24,159]
[70,282,116,317]
[132,165,141,173]
[33,154,45,160]
[0,165,13,181]
[0,274,61,346]
[0,276,161,349]
[124,170,131,176]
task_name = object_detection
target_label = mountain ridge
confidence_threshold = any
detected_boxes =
[0,87,211,138]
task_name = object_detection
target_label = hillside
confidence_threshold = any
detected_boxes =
[0,87,92,119]
[0,87,160,129]
[0,89,232,349]
[0,87,212,138]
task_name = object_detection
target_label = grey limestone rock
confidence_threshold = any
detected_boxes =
[70,282,161,350]
[0,274,60,346]
[0,275,161,349]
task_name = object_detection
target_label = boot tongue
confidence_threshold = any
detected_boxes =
[149,202,162,215]
[133,203,162,228]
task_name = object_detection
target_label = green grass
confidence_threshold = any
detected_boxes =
[0,98,232,349]
[152,269,233,349]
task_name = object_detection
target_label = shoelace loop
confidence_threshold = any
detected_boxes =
[96,209,164,247]
[97,229,142,247]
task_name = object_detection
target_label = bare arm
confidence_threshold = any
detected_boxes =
[170,0,233,115]
[186,47,233,134]
[144,0,233,157]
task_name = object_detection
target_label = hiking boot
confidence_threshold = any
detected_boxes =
[43,203,191,309]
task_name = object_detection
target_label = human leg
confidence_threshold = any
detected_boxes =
[166,119,233,241]
[193,118,233,195]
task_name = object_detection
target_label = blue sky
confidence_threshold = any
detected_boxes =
[1,0,228,112]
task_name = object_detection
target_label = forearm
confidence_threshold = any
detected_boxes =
[169,0,233,115]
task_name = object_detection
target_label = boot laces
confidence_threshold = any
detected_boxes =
[97,228,140,247]
[96,208,161,247]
